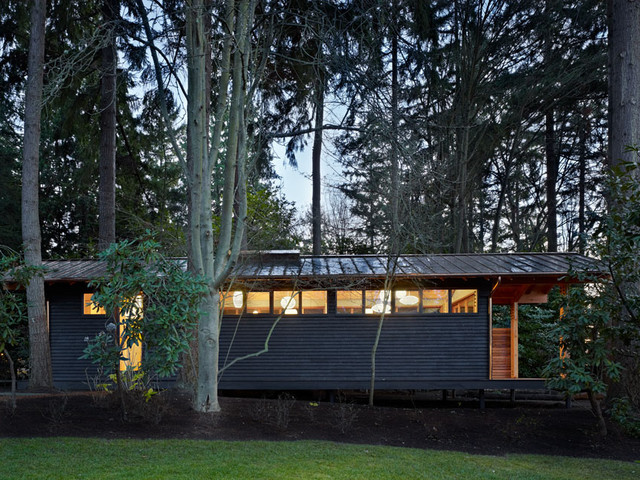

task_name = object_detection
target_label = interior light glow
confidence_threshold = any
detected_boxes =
[280,295,297,309]
[371,301,391,314]
[232,291,243,308]
[399,295,419,306]
[378,290,392,301]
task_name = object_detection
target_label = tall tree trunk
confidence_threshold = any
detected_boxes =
[389,3,400,256]
[545,111,558,252]
[98,0,118,250]
[311,76,324,255]
[187,0,254,413]
[606,0,640,404]
[186,0,215,412]
[578,108,588,255]
[22,0,52,390]
[608,0,640,170]
[490,164,510,252]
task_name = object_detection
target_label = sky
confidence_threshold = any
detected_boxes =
[272,140,345,215]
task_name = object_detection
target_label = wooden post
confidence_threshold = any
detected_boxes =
[488,297,493,379]
[510,302,518,378]
[559,284,568,362]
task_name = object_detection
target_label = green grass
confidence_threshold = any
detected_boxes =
[0,438,637,480]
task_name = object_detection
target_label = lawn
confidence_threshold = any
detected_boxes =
[0,438,637,479]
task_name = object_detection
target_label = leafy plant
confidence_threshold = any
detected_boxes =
[542,283,621,436]
[1,251,43,411]
[543,150,640,436]
[610,397,640,438]
[81,234,208,416]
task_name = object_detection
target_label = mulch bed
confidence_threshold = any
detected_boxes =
[1,389,639,462]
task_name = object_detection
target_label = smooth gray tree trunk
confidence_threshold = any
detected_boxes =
[22,0,52,390]
[186,0,254,413]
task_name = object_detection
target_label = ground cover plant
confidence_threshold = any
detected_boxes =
[2,392,640,462]
[0,437,637,480]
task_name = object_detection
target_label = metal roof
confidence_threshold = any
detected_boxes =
[39,252,601,283]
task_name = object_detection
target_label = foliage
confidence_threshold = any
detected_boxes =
[542,284,621,397]
[0,251,42,374]
[212,184,301,252]
[0,253,27,355]
[331,0,607,254]
[517,303,559,379]
[610,397,640,439]
[81,235,208,380]
[245,185,301,250]
[0,438,638,480]
[543,153,640,433]
[493,295,560,379]
[601,153,640,426]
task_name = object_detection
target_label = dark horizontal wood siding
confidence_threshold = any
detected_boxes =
[219,287,490,390]
[48,285,106,387]
[46,283,490,390]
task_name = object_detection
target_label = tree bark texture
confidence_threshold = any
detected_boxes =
[608,0,640,169]
[606,0,640,405]
[22,0,52,389]
[545,111,558,252]
[578,110,588,254]
[311,78,324,256]
[389,10,400,256]
[186,0,216,412]
[187,0,253,413]
[98,0,118,250]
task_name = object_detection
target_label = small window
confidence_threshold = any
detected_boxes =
[365,290,391,314]
[119,295,143,372]
[247,292,270,314]
[274,291,300,315]
[451,289,477,313]
[422,289,449,313]
[221,290,244,315]
[337,290,362,314]
[394,290,420,313]
[83,293,105,315]
[301,291,327,314]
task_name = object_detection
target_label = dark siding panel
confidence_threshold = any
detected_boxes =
[48,284,490,390]
[219,288,490,390]
[48,285,105,386]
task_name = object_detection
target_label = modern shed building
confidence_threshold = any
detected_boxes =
[40,251,600,391]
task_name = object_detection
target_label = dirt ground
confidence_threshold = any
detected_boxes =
[1,389,639,462]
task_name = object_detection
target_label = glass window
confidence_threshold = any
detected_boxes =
[83,293,106,315]
[365,290,391,314]
[119,295,143,372]
[337,290,362,314]
[301,291,327,314]
[422,289,449,313]
[394,289,420,313]
[451,289,477,313]
[247,292,270,314]
[274,290,300,315]
[221,290,244,315]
